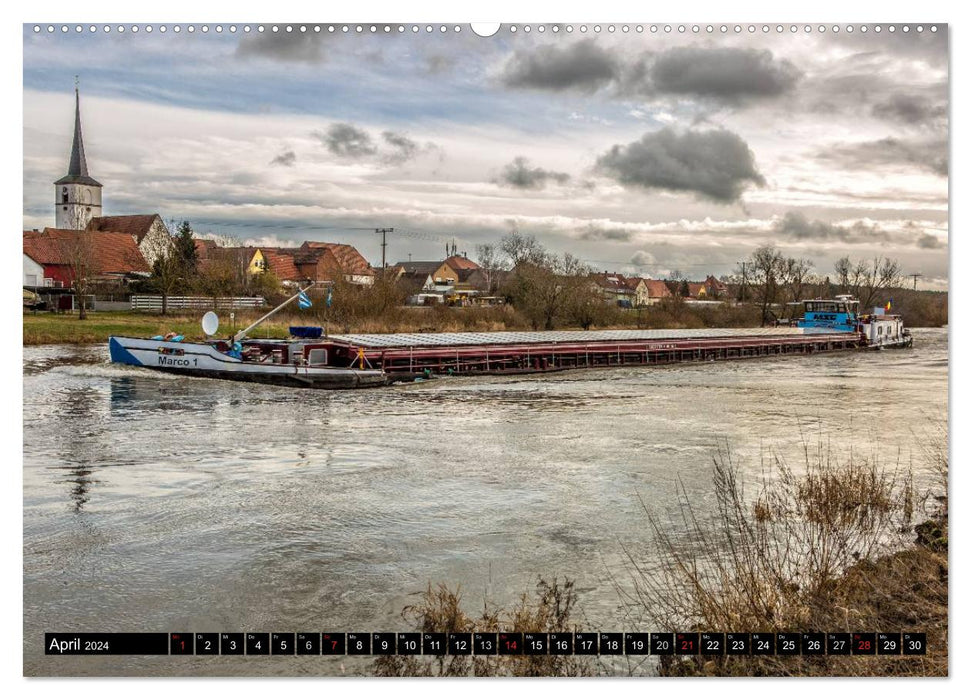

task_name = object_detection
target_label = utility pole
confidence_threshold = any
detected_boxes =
[737,261,748,303]
[375,227,393,274]
[908,272,923,290]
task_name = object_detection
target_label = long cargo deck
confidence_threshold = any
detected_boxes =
[323,327,861,376]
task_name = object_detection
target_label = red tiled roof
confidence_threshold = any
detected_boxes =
[260,248,301,281]
[687,282,706,297]
[193,238,219,257]
[87,214,163,243]
[444,255,480,271]
[644,280,672,298]
[300,242,372,276]
[590,272,632,293]
[23,228,149,274]
[705,275,729,291]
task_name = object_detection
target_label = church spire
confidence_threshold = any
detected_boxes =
[55,79,101,187]
[68,81,88,178]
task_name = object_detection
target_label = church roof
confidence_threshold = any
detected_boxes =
[54,88,102,188]
[87,214,163,243]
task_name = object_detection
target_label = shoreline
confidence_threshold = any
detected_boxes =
[21,310,948,346]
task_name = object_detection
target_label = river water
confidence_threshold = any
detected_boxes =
[23,328,948,676]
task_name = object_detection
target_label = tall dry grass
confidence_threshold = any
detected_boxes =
[619,429,948,676]
[373,578,593,677]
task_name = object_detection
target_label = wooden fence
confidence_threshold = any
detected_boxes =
[131,295,265,311]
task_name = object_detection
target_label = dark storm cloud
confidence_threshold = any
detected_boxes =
[500,42,799,104]
[500,39,620,93]
[596,128,765,203]
[917,232,944,249]
[821,136,948,176]
[236,32,327,63]
[315,123,377,158]
[497,157,571,189]
[270,149,296,167]
[641,47,801,101]
[871,93,947,125]
[774,211,890,243]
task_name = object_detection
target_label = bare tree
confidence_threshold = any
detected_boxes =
[57,230,95,320]
[835,256,902,309]
[834,256,852,293]
[475,243,505,294]
[144,233,184,315]
[778,257,815,304]
[56,207,98,319]
[745,246,785,326]
[500,231,547,268]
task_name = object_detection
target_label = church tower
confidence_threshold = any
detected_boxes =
[54,84,102,229]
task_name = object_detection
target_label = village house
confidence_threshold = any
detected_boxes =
[392,255,490,305]
[590,272,637,307]
[704,275,730,299]
[299,242,374,285]
[642,279,673,305]
[23,250,44,288]
[247,242,375,287]
[22,228,150,288]
[87,214,172,268]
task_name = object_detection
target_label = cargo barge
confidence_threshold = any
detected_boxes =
[107,290,908,388]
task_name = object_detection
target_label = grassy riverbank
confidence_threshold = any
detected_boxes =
[18,303,770,345]
[22,311,295,345]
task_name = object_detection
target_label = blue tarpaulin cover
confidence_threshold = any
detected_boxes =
[290,326,324,339]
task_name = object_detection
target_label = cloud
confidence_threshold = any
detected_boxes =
[774,211,890,243]
[596,128,765,203]
[270,149,296,167]
[496,157,571,189]
[382,131,420,164]
[916,232,944,249]
[871,93,947,125]
[639,47,801,101]
[499,43,799,104]
[236,32,327,64]
[630,250,657,266]
[315,123,377,158]
[577,225,632,242]
[425,54,455,75]
[499,39,620,93]
[821,136,948,176]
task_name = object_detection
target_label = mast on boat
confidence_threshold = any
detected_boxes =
[232,282,326,343]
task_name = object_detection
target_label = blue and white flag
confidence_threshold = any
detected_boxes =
[326,287,333,308]
[297,290,313,309]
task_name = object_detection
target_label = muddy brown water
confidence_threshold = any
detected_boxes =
[23,328,947,675]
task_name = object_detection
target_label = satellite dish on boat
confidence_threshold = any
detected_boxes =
[201,311,219,336]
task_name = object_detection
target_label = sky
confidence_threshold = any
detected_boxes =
[22,23,949,288]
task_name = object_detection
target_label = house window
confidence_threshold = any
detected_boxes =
[61,187,68,204]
